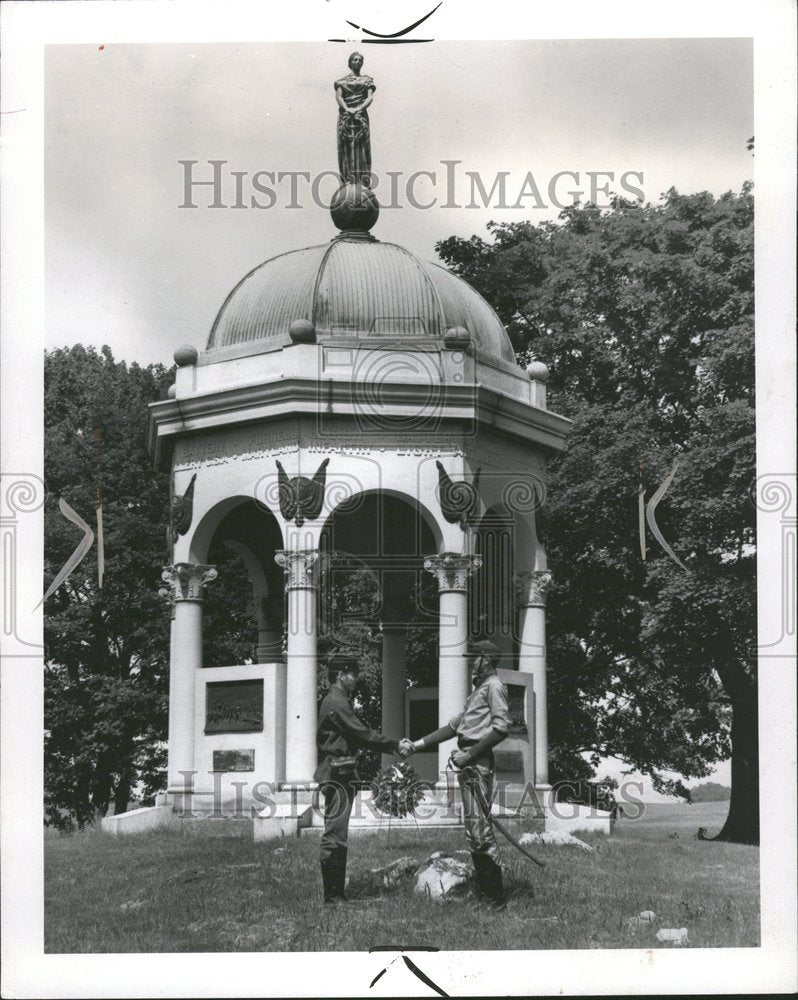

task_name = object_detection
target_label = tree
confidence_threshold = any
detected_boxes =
[44,345,255,828]
[689,782,732,803]
[44,345,174,827]
[436,185,757,842]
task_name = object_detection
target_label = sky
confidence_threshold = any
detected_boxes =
[45,38,753,369]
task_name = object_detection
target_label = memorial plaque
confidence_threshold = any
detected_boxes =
[212,749,255,772]
[205,679,264,734]
[507,683,528,736]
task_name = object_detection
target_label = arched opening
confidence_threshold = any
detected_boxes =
[319,490,438,780]
[199,499,286,667]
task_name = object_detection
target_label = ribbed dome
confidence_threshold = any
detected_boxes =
[206,236,516,365]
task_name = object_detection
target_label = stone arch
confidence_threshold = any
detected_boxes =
[189,495,284,564]
[319,486,444,555]
[319,488,440,634]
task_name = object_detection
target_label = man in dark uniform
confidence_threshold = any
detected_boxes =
[314,653,412,903]
[403,640,511,907]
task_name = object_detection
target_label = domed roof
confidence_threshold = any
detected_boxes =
[206,236,516,366]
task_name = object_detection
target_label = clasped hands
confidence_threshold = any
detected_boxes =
[398,738,415,758]
[396,739,470,769]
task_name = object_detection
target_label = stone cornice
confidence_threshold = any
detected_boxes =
[148,378,571,469]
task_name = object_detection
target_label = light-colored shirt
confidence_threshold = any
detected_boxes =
[449,673,511,740]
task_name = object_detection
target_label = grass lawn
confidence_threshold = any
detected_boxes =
[44,800,759,953]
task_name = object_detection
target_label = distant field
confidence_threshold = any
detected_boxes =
[620,799,731,835]
[44,797,758,954]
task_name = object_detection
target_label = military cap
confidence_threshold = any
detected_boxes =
[326,653,360,675]
[468,639,501,658]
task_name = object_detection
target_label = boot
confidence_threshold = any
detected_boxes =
[321,854,340,903]
[334,846,349,901]
[471,852,487,899]
[473,854,508,910]
[481,856,508,911]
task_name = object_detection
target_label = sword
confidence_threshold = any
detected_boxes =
[449,754,546,869]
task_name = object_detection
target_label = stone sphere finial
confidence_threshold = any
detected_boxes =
[526,360,549,383]
[174,344,198,367]
[330,182,379,234]
[444,326,472,348]
[289,319,316,344]
[167,383,177,399]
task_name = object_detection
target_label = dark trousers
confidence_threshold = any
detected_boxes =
[320,781,355,861]
[458,760,500,863]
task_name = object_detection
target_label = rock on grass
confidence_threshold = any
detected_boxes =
[519,831,595,852]
[414,853,472,901]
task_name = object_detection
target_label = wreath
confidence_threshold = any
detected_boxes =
[372,759,427,818]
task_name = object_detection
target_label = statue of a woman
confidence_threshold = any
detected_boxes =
[335,52,376,186]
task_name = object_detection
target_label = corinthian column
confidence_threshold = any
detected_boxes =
[515,570,552,785]
[161,563,217,804]
[274,550,319,786]
[424,553,482,780]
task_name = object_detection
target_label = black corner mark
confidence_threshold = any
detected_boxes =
[402,955,449,997]
[346,2,443,39]
[367,949,447,996]
[369,944,440,952]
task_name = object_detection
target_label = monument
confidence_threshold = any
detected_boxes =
[103,54,572,835]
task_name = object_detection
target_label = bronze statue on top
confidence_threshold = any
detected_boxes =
[335,52,376,187]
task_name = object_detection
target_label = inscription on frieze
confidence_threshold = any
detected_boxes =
[174,422,299,470]
[174,423,468,469]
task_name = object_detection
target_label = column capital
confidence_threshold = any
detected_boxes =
[423,552,482,593]
[275,549,319,590]
[514,569,553,608]
[161,563,218,602]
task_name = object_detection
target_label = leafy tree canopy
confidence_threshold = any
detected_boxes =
[437,186,757,841]
[44,345,255,828]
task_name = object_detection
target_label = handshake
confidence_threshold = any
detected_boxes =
[398,738,417,758]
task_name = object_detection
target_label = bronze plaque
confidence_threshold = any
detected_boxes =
[205,679,264,734]
[507,684,528,736]
[212,749,255,772]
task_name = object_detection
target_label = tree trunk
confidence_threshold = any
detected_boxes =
[715,677,759,845]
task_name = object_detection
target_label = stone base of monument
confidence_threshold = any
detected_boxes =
[253,794,316,842]
[299,785,547,836]
[101,804,179,836]
[99,784,583,838]
[302,786,463,835]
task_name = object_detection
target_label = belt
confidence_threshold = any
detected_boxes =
[457,736,494,764]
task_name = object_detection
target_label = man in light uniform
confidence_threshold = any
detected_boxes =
[404,640,511,907]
